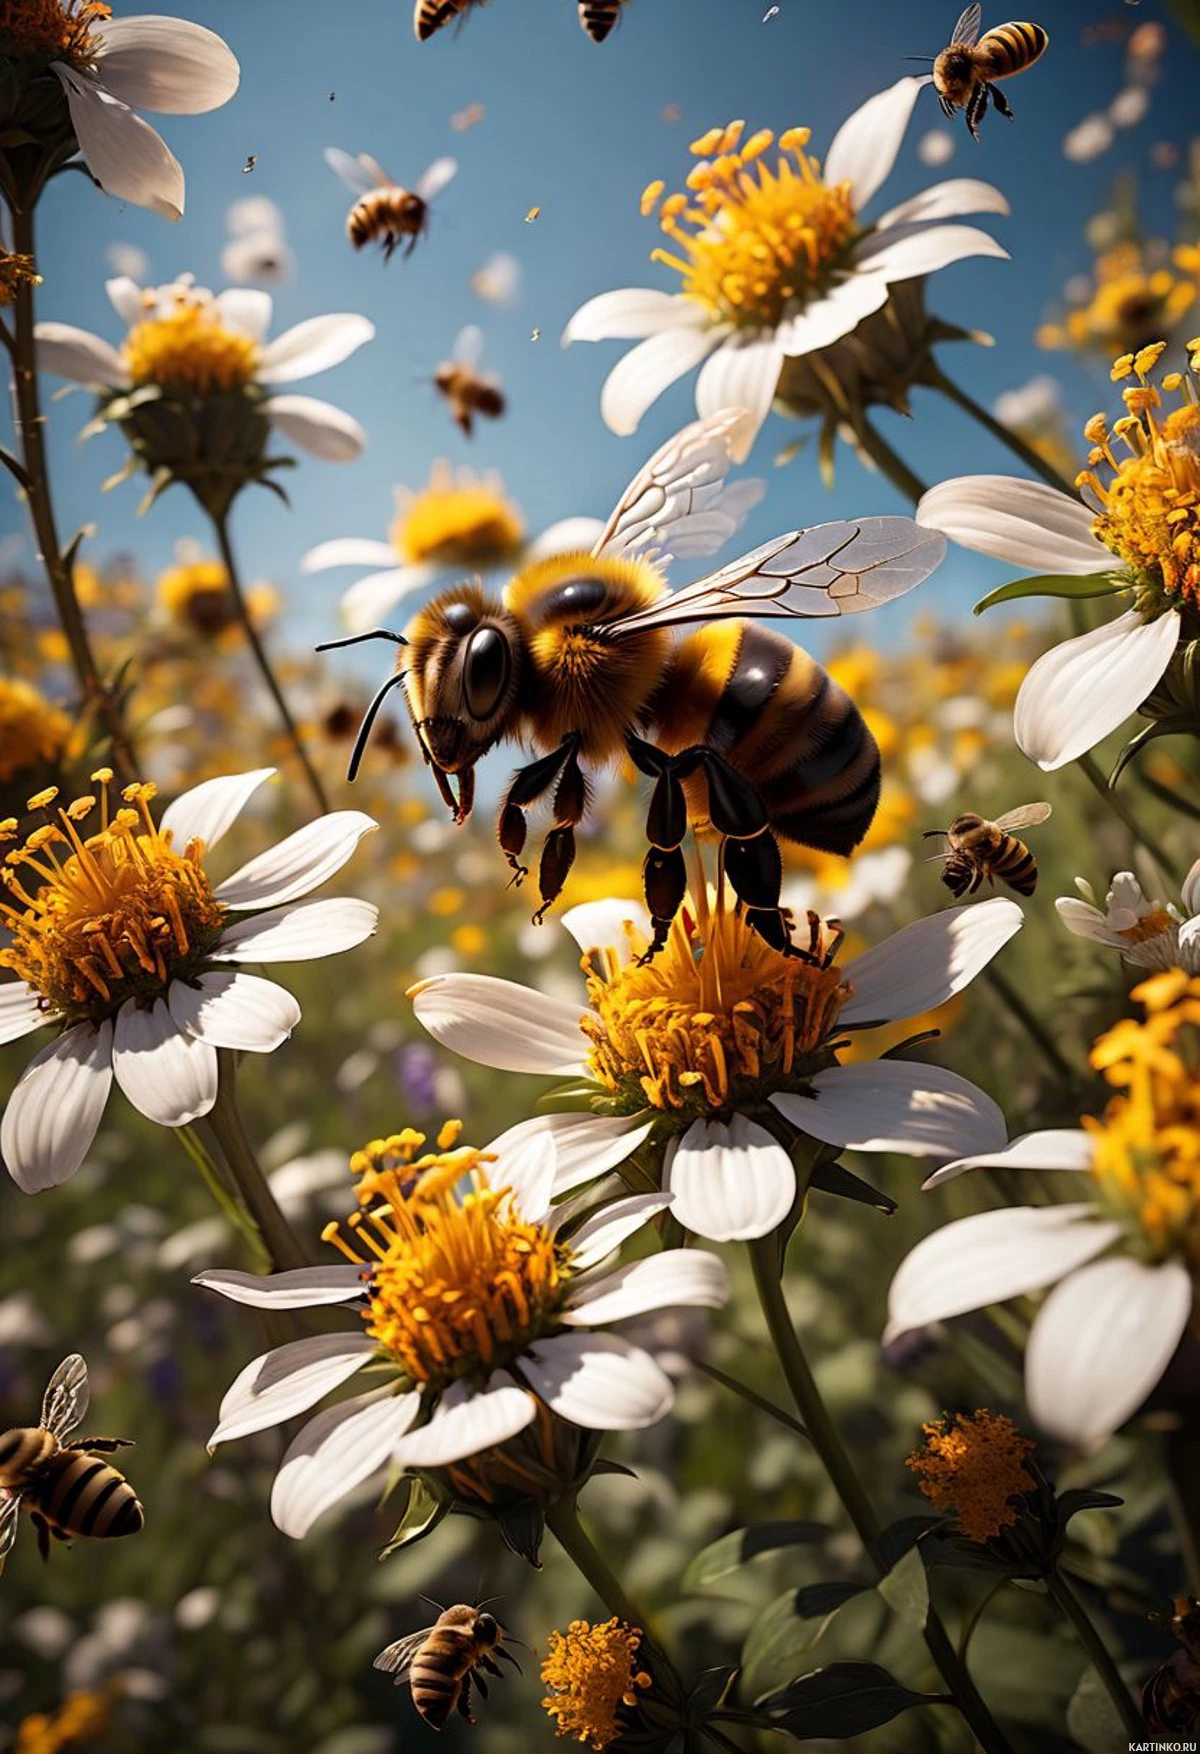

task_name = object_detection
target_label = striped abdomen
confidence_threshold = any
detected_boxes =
[410,1630,475,1728]
[988,834,1038,893]
[977,22,1048,78]
[34,1451,144,1541]
[652,622,880,856]
[414,0,476,38]
[579,0,622,40]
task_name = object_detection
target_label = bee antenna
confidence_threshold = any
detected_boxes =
[920,829,945,840]
[348,671,408,782]
[418,1592,447,1614]
[904,55,936,61]
[316,629,408,652]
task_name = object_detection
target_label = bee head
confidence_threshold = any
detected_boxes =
[407,586,522,772]
[475,1612,500,1648]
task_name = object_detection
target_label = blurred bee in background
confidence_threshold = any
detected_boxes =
[415,0,486,40]
[1143,1598,1200,1735]
[319,409,946,959]
[434,326,506,437]
[579,0,625,41]
[925,802,1051,898]
[374,1603,518,1727]
[326,147,458,260]
[922,5,1048,138]
[0,1355,144,1571]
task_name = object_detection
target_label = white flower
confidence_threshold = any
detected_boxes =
[563,87,1008,458]
[35,277,374,463]
[221,197,293,288]
[0,769,378,1193]
[1057,862,1200,973]
[409,893,1020,1244]
[195,1129,729,1538]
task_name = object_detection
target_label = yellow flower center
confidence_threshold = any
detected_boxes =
[0,678,72,784]
[1040,243,1198,359]
[155,558,239,638]
[643,120,858,331]
[581,892,848,1115]
[0,0,109,62]
[0,774,225,1026]
[392,464,525,568]
[323,1125,569,1389]
[123,293,260,397]
[907,1410,1036,1544]
[1117,902,1178,946]
[0,251,41,308]
[541,1619,652,1751]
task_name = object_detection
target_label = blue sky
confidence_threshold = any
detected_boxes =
[10,0,1195,671]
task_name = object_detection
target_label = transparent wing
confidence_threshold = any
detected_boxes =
[325,147,385,196]
[0,1495,20,1576]
[41,1354,90,1440]
[593,408,757,564]
[951,3,982,46]
[993,803,1052,833]
[416,157,458,202]
[605,519,947,637]
[453,325,484,367]
[373,1629,434,1678]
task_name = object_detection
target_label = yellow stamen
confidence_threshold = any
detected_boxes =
[907,1410,1036,1543]
[390,462,525,568]
[0,251,42,308]
[0,0,110,62]
[541,1619,652,1751]
[123,290,260,396]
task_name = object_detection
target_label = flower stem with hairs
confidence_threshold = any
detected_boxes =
[1046,1569,1145,1737]
[200,1050,310,1272]
[177,1121,270,1271]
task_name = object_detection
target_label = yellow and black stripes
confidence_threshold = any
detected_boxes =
[37,1451,144,1540]
[579,0,623,40]
[977,21,1048,79]
[413,0,476,40]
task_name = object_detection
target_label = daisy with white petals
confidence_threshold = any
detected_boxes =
[411,890,1020,1244]
[196,1125,728,1538]
[886,971,1200,1450]
[1057,860,1200,974]
[563,87,1008,458]
[0,768,377,1193]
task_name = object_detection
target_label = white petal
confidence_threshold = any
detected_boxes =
[216,813,378,910]
[564,1192,674,1271]
[340,566,426,633]
[160,768,275,853]
[776,1061,1006,1159]
[267,395,365,463]
[521,1332,673,1429]
[209,1334,375,1448]
[775,273,891,360]
[884,1204,1121,1344]
[600,327,719,437]
[105,275,145,325]
[193,1265,366,1308]
[409,974,588,1075]
[1182,859,1200,919]
[301,538,396,573]
[34,320,128,387]
[853,223,1009,282]
[916,476,1111,574]
[215,288,272,341]
[694,335,784,460]
[389,1377,534,1468]
[560,898,651,961]
[212,898,378,963]
[485,1132,557,1223]
[875,178,1011,228]
[0,983,49,1046]
[562,288,708,343]
[924,1129,1095,1189]
[564,1251,729,1326]
[1014,608,1180,771]
[112,997,217,1126]
[1027,1258,1192,1449]
[484,1111,655,1196]
[258,315,375,384]
[92,17,238,113]
[168,971,300,1053]
[1,1023,113,1193]
[55,66,184,220]
[665,1114,795,1242]
[1054,897,1125,948]
[840,897,1024,1025]
[271,1388,419,1538]
[823,77,924,207]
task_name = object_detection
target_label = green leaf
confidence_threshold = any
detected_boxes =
[755,1662,932,1738]
[683,1521,828,1592]
[1055,1488,1124,1530]
[790,1581,870,1619]
[1065,1666,1129,1754]
[877,1544,929,1631]
[376,1476,445,1559]
[973,573,1122,616]
[874,1513,943,1572]
[808,1160,896,1214]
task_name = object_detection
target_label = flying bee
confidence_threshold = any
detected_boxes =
[0,1355,144,1572]
[924,5,1048,138]
[318,407,946,959]
[1143,1598,1200,1735]
[374,1603,519,1729]
[326,147,458,261]
[925,802,1051,899]
[414,0,486,40]
[434,326,506,437]
[579,0,625,41]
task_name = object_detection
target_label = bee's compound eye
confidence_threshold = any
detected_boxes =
[463,625,510,720]
[476,1613,499,1640]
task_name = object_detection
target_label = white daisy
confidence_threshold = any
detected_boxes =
[563,92,1008,458]
[0,768,378,1193]
[3,2,239,220]
[409,890,1021,1244]
[195,1126,729,1538]
[1057,862,1200,974]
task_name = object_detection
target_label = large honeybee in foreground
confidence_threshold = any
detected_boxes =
[579,0,625,40]
[0,1355,143,1572]
[1143,1598,1200,1735]
[320,408,946,958]
[434,326,505,437]
[374,1604,517,1728]
[926,5,1048,138]
[326,147,457,260]
[926,802,1051,899]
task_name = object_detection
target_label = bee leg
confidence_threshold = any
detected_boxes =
[474,1671,490,1698]
[990,83,1013,119]
[457,1677,475,1723]
[627,734,701,961]
[966,82,988,136]
[532,750,589,924]
[32,1512,50,1562]
[640,846,687,962]
[454,764,475,827]
[689,750,794,951]
[429,760,460,818]
[497,736,580,887]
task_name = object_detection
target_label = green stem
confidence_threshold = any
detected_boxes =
[693,1358,809,1439]
[1046,1569,1144,1738]
[1135,765,1200,823]
[545,1494,680,1692]
[925,363,1079,500]
[176,1122,270,1270]
[201,1051,310,1272]
[958,1578,1008,1664]
[855,415,929,506]
[1078,751,1179,883]
[982,965,1076,1087]
[212,510,330,816]
[748,1239,1014,1754]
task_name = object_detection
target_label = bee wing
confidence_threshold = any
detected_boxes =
[992,803,1052,833]
[325,147,386,196]
[592,408,757,564]
[454,324,484,367]
[951,2,982,45]
[604,518,947,637]
[373,1629,435,1678]
[416,157,459,202]
[41,1354,90,1440]
[0,1494,21,1575]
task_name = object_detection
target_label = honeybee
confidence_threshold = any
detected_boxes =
[925,802,1051,899]
[318,407,946,958]
[579,0,625,41]
[374,1603,518,1728]
[927,5,1048,137]
[414,0,484,39]
[326,148,457,261]
[0,1355,144,1571]
[1143,1598,1200,1735]
[434,327,505,437]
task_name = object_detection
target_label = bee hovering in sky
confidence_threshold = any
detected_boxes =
[434,326,506,437]
[926,802,1051,899]
[414,0,486,40]
[318,408,946,959]
[924,5,1049,138]
[326,147,458,261]
[0,1355,144,1572]
[374,1603,518,1728]
[579,0,625,41]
